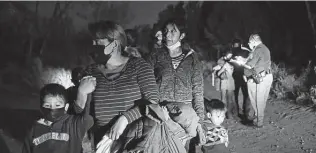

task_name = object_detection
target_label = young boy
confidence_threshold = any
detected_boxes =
[22,83,94,153]
[201,98,230,153]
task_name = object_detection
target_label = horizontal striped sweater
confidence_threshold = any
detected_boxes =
[84,57,159,126]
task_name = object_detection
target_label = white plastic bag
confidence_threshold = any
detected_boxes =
[96,135,113,153]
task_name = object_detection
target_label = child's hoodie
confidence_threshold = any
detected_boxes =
[202,120,229,147]
[22,102,93,153]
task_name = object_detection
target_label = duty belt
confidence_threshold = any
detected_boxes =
[246,69,271,83]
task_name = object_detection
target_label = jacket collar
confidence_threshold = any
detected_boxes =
[162,45,195,59]
[37,115,68,126]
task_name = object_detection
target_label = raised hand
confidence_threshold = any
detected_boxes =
[78,76,97,95]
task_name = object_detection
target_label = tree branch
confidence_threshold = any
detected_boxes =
[305,1,316,48]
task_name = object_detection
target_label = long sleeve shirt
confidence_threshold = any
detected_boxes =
[84,57,159,127]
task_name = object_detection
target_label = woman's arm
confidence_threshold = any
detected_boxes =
[121,58,159,123]
[191,54,205,122]
[109,58,160,140]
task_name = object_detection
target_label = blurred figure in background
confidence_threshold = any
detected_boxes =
[212,51,238,120]
[152,23,163,49]
[230,38,255,121]
[124,29,142,58]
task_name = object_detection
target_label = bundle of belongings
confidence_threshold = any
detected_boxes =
[96,100,204,153]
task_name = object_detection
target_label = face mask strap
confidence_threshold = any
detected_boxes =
[166,41,181,51]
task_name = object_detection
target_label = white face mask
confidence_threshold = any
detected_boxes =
[166,41,181,51]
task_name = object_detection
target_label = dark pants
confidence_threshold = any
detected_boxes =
[185,136,199,153]
[221,90,238,118]
[233,71,254,120]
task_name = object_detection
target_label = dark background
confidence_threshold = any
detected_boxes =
[1,2,316,152]
[1,1,316,69]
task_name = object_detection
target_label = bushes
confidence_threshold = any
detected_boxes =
[0,57,74,96]
[270,61,315,105]
[41,67,74,89]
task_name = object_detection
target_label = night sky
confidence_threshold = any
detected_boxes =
[24,1,178,30]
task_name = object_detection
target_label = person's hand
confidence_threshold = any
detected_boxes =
[161,106,170,121]
[78,76,96,95]
[231,57,246,66]
[196,123,206,146]
[109,115,128,140]
[224,53,233,60]
[212,65,221,71]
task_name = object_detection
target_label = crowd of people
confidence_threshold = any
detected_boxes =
[21,17,273,153]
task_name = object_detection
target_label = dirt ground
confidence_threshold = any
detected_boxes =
[1,77,316,153]
[202,77,316,153]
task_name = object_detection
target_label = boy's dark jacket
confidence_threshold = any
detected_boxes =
[22,101,93,153]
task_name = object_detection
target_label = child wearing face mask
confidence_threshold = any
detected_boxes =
[201,98,229,153]
[22,83,94,153]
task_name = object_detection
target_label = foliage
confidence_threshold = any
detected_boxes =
[132,24,153,56]
[270,61,315,105]
[185,1,203,43]
[155,1,186,29]
[75,1,134,27]
[201,1,270,46]
[0,57,74,97]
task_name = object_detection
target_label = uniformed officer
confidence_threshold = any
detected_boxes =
[237,34,273,128]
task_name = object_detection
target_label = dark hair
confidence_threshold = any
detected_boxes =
[125,29,137,47]
[204,98,226,113]
[162,18,187,35]
[71,67,84,85]
[88,20,128,55]
[152,23,162,37]
[40,83,68,106]
[232,38,242,46]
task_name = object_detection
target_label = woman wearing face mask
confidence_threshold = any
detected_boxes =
[75,20,159,151]
[146,18,205,152]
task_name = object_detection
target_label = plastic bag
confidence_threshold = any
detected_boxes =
[96,135,113,153]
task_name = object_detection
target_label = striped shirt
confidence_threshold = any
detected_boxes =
[85,57,159,126]
[171,53,185,69]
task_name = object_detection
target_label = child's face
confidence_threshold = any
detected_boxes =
[207,110,225,126]
[42,94,68,111]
